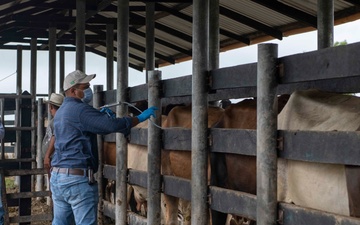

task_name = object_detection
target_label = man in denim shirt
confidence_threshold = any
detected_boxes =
[51,70,157,225]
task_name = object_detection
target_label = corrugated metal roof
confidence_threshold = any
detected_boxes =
[0,0,359,71]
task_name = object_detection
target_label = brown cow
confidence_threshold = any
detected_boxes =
[162,105,225,225]
[210,95,289,225]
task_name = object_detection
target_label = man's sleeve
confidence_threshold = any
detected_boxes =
[0,122,5,140]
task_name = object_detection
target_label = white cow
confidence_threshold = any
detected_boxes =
[277,89,360,217]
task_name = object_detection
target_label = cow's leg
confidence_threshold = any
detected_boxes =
[105,181,112,202]
[210,152,228,225]
[179,199,191,225]
[164,194,179,225]
[110,180,116,204]
[345,165,360,217]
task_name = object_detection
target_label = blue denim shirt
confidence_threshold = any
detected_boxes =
[52,97,132,172]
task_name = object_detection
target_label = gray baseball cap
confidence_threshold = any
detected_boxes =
[63,70,96,91]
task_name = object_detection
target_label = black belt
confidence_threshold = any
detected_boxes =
[51,167,87,176]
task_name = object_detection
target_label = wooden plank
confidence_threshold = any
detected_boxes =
[9,214,52,223]
[128,212,147,225]
[278,130,360,166]
[0,159,35,170]
[4,168,47,176]
[104,133,115,142]
[0,158,35,163]
[128,127,148,145]
[128,169,147,188]
[129,84,148,102]
[210,63,257,90]
[110,128,360,165]
[162,76,192,98]
[208,87,257,101]
[6,191,50,199]
[103,200,115,220]
[103,164,116,180]
[163,128,191,151]
[279,202,360,225]
[209,186,257,221]
[279,42,360,84]
[162,175,191,201]
[278,76,360,96]
[210,129,256,155]
[103,89,117,107]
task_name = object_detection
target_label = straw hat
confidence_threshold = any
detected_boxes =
[45,93,64,107]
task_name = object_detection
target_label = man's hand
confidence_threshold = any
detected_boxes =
[137,106,158,122]
[100,107,116,118]
[44,156,51,170]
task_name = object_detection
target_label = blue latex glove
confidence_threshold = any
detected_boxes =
[137,106,158,122]
[100,107,116,119]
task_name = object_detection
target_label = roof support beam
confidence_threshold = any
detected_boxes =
[251,0,317,28]
[129,27,192,56]
[220,6,283,40]
[344,0,360,7]
[129,42,175,64]
[86,28,176,65]
[156,3,250,44]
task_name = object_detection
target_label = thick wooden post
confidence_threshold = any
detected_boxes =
[256,43,278,225]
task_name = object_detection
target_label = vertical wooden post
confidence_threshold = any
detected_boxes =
[192,0,210,224]
[256,43,278,225]
[145,2,155,83]
[318,0,334,49]
[147,70,162,225]
[93,85,104,225]
[106,24,114,91]
[116,0,129,224]
[76,0,86,71]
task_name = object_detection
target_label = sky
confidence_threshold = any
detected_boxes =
[0,19,359,96]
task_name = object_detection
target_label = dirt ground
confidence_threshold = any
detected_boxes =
[6,177,52,225]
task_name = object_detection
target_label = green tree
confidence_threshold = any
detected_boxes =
[333,40,347,46]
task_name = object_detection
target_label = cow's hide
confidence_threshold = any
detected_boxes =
[210,95,289,225]
[103,116,168,223]
[162,105,225,225]
[278,89,360,216]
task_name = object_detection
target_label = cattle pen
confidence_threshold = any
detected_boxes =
[1,1,360,225]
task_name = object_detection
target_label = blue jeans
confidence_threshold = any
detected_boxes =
[50,170,98,225]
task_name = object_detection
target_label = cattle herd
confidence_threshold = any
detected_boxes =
[102,89,360,225]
